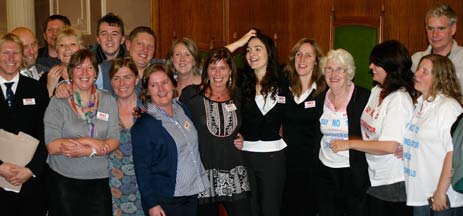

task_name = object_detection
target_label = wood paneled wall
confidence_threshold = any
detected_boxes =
[153,0,463,64]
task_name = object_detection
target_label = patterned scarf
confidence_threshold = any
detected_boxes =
[68,82,99,137]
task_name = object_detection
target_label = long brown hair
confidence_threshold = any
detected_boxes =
[286,38,326,97]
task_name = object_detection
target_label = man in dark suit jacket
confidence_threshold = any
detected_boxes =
[0,34,49,215]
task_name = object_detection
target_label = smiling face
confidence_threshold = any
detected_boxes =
[324,59,349,90]
[0,41,22,80]
[426,16,456,55]
[57,36,81,65]
[294,43,316,77]
[414,58,433,98]
[97,22,125,59]
[72,58,96,91]
[111,66,139,99]
[172,43,195,75]
[207,59,231,89]
[12,28,38,67]
[127,32,155,71]
[369,62,388,85]
[246,38,268,72]
[148,71,174,110]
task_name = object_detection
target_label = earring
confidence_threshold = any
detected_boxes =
[228,76,232,88]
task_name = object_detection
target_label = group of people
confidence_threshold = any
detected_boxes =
[1,2,463,216]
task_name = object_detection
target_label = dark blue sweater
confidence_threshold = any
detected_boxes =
[131,113,178,213]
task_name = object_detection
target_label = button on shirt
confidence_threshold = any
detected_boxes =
[146,101,209,197]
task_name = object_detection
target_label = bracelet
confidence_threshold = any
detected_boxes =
[89,148,97,158]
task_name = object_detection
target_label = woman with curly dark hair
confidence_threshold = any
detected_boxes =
[226,29,287,216]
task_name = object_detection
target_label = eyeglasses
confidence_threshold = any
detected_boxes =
[324,67,346,74]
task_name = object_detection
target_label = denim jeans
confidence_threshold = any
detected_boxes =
[413,205,463,216]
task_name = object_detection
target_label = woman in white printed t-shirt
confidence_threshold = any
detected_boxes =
[404,54,463,216]
[330,40,415,216]
[318,49,371,216]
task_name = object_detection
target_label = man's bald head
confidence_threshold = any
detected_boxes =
[11,27,39,67]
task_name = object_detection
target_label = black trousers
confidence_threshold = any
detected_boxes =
[0,173,47,216]
[367,194,412,216]
[281,153,319,216]
[318,163,368,216]
[47,168,112,216]
[198,197,252,216]
[158,195,198,216]
[243,150,286,216]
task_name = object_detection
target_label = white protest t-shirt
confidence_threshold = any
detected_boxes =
[403,94,463,207]
[361,86,413,186]
[319,86,354,168]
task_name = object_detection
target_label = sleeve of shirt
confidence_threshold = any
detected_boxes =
[439,100,463,152]
[378,91,413,144]
[44,97,65,144]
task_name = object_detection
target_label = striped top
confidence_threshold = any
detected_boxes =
[145,100,209,196]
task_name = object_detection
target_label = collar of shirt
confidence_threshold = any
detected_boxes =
[0,73,20,98]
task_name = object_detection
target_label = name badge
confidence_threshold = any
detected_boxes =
[277,96,286,104]
[23,98,36,105]
[225,103,237,112]
[97,112,109,121]
[305,100,316,108]
[184,121,191,130]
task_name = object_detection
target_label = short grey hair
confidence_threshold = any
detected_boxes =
[426,3,457,26]
[320,49,355,81]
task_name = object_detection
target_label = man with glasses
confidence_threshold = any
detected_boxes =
[411,3,463,87]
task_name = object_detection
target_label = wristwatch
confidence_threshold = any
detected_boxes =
[89,148,97,158]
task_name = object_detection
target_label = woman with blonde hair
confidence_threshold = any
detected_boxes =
[40,27,84,97]
[404,54,463,215]
[166,38,202,95]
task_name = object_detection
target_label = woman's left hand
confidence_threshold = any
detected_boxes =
[432,193,449,211]
[76,137,108,155]
[330,140,350,153]
[233,133,244,150]
[60,139,90,158]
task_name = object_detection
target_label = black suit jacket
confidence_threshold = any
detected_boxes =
[0,75,49,179]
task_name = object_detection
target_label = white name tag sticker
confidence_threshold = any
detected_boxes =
[23,98,36,105]
[305,100,316,108]
[277,96,286,104]
[184,121,191,130]
[96,112,109,121]
[225,103,237,112]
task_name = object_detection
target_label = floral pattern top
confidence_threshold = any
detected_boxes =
[109,128,144,216]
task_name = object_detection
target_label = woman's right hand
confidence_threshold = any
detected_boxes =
[47,65,65,97]
[226,29,257,53]
[149,205,166,216]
